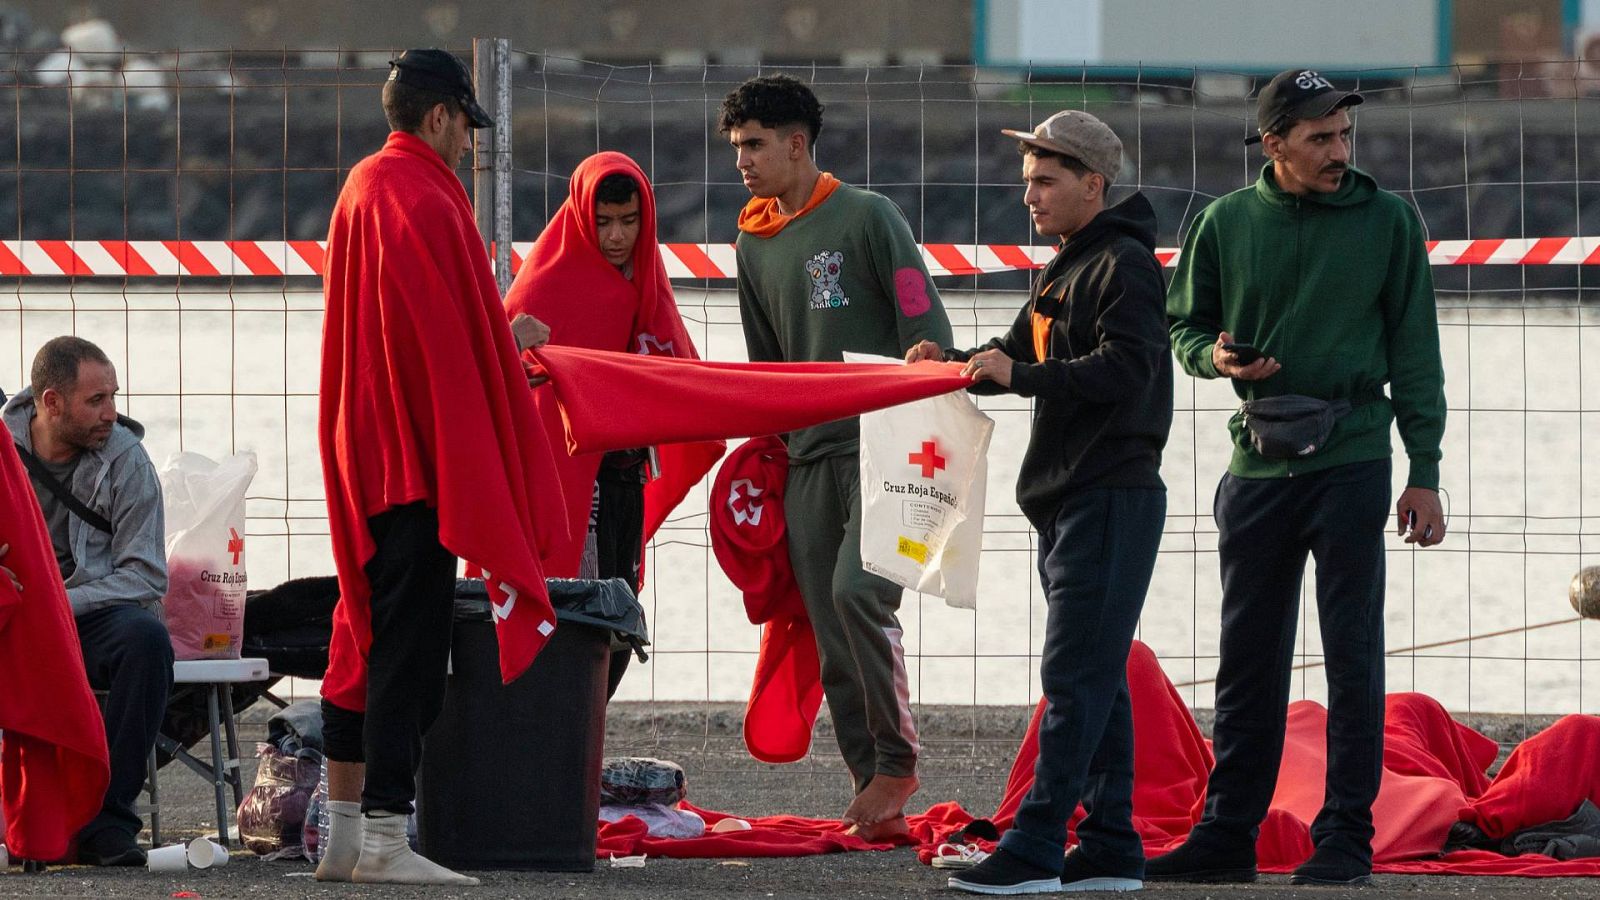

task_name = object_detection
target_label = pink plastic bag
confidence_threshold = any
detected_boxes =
[158,451,257,660]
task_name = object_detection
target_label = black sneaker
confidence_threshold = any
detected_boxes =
[76,829,147,867]
[1059,847,1142,893]
[1289,844,1372,886]
[1143,837,1256,883]
[947,848,1062,895]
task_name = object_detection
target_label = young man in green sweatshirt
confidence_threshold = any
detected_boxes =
[720,73,953,840]
[1150,69,1448,888]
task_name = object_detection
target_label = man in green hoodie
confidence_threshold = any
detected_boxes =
[1150,69,1447,887]
[721,74,953,839]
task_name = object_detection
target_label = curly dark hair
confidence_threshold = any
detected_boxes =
[717,74,824,148]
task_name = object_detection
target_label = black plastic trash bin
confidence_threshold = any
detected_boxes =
[416,578,646,872]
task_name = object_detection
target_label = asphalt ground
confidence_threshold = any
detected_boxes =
[1,702,1593,899]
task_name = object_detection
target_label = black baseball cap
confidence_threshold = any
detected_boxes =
[1245,68,1362,145]
[388,48,493,128]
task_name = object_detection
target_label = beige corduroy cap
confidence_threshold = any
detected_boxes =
[1002,109,1123,183]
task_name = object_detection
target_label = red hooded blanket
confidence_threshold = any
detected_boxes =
[318,131,568,711]
[0,441,109,861]
[504,151,724,581]
[708,435,821,764]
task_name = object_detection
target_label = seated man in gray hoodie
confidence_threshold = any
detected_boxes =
[3,336,171,867]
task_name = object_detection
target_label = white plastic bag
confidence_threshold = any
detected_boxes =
[853,354,992,609]
[158,451,258,659]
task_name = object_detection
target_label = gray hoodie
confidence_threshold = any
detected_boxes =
[3,388,167,617]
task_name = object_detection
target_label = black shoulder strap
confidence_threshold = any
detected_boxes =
[13,441,113,534]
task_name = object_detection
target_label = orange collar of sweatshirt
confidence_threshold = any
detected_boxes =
[737,172,841,237]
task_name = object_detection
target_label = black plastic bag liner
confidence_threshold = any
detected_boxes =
[452,577,649,649]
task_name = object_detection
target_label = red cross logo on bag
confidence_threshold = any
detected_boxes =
[227,527,244,565]
[908,440,946,479]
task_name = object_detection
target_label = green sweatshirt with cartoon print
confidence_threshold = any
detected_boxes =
[1167,164,1447,490]
[736,183,954,463]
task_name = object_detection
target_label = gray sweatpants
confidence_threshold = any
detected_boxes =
[785,453,919,791]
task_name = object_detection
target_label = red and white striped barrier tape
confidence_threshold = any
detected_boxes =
[3,237,1599,278]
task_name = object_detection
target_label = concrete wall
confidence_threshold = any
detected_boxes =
[9,0,972,63]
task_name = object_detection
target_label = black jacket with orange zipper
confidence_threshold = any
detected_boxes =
[945,191,1173,531]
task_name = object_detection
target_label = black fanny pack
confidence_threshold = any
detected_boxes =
[1239,394,1353,460]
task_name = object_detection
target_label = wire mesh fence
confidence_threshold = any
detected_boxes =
[2,50,1597,765]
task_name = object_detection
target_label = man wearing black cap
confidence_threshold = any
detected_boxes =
[313,48,554,887]
[1152,69,1447,886]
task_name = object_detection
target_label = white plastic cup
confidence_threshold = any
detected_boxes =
[146,843,189,872]
[187,837,229,869]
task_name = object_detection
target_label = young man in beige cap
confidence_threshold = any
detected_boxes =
[909,110,1172,894]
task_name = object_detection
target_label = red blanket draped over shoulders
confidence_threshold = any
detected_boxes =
[504,150,724,581]
[0,441,109,861]
[318,131,568,710]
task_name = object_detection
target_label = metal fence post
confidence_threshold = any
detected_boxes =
[473,37,513,295]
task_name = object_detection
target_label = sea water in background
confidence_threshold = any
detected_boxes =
[4,283,1596,714]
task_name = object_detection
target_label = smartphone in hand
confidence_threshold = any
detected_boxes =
[1221,342,1263,366]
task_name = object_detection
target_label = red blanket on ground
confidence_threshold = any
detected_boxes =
[596,642,1600,877]
[0,441,110,861]
[318,131,568,710]
[504,151,724,581]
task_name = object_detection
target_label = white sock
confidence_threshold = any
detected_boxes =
[352,811,479,886]
[313,801,362,882]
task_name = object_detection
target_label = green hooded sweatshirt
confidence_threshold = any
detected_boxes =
[1167,164,1445,489]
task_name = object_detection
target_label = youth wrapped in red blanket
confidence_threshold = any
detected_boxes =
[0,441,110,861]
[318,131,569,710]
[504,151,724,581]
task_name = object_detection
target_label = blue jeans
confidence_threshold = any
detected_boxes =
[999,488,1167,875]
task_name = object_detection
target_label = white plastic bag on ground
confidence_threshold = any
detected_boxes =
[851,353,993,608]
[159,451,258,659]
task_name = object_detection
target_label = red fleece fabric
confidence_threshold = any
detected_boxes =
[596,640,1600,875]
[318,131,568,710]
[531,348,972,454]
[504,151,724,581]
[708,436,821,764]
[1467,713,1600,839]
[0,441,110,861]
[989,642,1213,846]
[911,649,1600,876]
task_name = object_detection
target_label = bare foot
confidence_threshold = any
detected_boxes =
[848,773,919,827]
[841,790,869,826]
[846,815,912,844]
